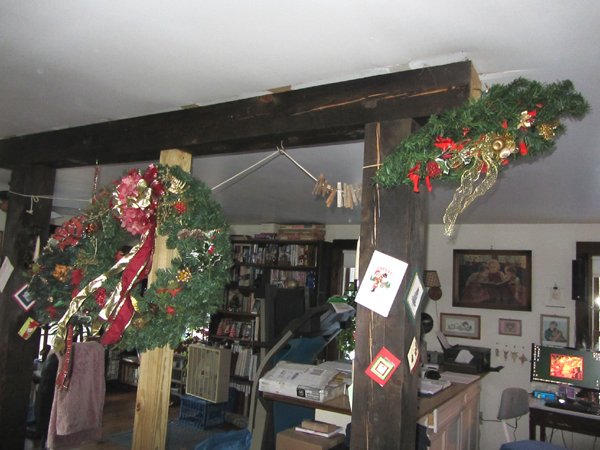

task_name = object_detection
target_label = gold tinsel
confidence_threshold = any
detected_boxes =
[443,133,515,237]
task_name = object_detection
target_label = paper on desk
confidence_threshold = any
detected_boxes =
[455,349,474,364]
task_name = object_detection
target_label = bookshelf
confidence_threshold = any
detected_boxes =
[207,237,332,418]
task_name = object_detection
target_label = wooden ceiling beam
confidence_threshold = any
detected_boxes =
[0,61,479,169]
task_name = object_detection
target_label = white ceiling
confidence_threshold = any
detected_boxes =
[1,1,599,228]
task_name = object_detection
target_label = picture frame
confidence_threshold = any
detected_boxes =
[440,313,481,339]
[540,314,569,347]
[453,249,532,311]
[498,318,522,336]
[405,271,425,320]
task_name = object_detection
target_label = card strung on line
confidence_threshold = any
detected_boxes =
[355,250,408,317]
[407,337,419,373]
[365,346,401,387]
[13,284,35,312]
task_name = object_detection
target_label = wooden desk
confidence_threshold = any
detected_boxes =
[529,398,600,441]
[262,378,481,450]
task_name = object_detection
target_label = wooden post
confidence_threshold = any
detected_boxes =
[132,149,192,450]
[0,165,55,450]
[351,119,426,449]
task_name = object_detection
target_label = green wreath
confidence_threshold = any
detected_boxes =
[374,78,589,235]
[28,164,231,352]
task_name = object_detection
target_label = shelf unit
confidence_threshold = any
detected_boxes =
[207,238,332,418]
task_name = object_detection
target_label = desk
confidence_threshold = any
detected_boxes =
[529,398,600,441]
[262,377,481,450]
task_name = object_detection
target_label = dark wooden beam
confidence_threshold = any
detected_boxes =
[351,119,426,449]
[0,61,479,168]
[0,166,55,450]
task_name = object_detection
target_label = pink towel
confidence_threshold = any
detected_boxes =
[47,341,106,449]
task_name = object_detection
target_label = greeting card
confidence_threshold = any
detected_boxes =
[355,250,408,317]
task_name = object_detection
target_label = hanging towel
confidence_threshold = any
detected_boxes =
[47,341,105,449]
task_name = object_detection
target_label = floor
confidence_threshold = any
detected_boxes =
[25,383,180,450]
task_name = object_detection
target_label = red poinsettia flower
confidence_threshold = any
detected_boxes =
[426,160,442,178]
[166,305,176,315]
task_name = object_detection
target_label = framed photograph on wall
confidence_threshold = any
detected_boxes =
[440,313,481,339]
[498,318,522,336]
[540,314,569,347]
[453,249,532,311]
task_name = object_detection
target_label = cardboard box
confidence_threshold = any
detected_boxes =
[276,428,345,450]
[259,361,345,402]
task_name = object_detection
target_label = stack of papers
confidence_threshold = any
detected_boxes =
[419,378,451,395]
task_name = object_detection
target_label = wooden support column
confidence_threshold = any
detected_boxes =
[0,165,55,450]
[132,149,192,450]
[351,119,427,450]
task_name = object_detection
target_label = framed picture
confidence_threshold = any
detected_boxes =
[440,313,481,339]
[540,314,569,347]
[453,249,532,311]
[498,318,522,336]
[405,271,424,320]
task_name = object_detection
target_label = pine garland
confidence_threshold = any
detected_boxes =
[28,164,231,352]
[375,78,589,189]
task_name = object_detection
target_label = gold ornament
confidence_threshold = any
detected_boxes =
[490,133,517,159]
[176,267,193,283]
[167,174,187,195]
[538,122,559,140]
[52,264,70,283]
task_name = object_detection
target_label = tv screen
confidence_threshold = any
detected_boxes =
[531,344,600,391]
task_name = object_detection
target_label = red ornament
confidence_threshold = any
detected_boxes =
[174,201,187,214]
[208,244,216,255]
[426,161,442,178]
[166,305,176,315]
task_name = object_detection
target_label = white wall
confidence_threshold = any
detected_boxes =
[425,223,600,449]
[230,222,599,448]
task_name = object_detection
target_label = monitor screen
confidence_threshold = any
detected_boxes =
[531,344,600,391]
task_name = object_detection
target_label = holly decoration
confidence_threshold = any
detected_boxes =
[27,164,231,352]
[375,78,589,236]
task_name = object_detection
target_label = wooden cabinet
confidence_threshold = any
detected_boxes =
[422,381,481,450]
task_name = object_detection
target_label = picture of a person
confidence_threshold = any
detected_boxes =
[370,269,390,292]
[544,320,567,342]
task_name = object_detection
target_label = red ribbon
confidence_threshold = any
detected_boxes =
[519,140,528,155]
[407,164,421,193]
[56,325,74,389]
[100,225,156,345]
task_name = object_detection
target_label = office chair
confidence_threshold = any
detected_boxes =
[497,388,567,450]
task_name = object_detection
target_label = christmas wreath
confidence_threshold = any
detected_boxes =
[27,164,231,353]
[374,78,589,236]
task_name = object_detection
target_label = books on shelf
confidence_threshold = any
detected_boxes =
[231,242,318,267]
[215,318,257,342]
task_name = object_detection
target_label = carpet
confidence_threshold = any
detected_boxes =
[107,420,226,450]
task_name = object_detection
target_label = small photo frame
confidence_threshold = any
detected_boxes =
[540,314,569,347]
[440,313,481,339]
[498,318,522,336]
[405,271,424,320]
